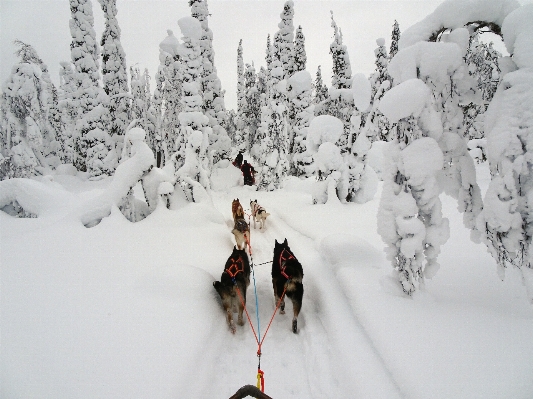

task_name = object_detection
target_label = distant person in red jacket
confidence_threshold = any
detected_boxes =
[241,160,255,186]
[233,151,244,168]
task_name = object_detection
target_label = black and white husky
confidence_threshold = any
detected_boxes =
[272,239,304,333]
[213,247,251,334]
[250,199,270,230]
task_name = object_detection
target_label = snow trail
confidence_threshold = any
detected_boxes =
[205,185,403,398]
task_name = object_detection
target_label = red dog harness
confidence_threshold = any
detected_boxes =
[278,248,295,280]
[225,257,244,279]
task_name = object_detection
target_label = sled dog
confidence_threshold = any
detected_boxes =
[272,239,304,333]
[231,199,250,250]
[213,247,251,334]
[232,199,244,223]
[250,199,270,230]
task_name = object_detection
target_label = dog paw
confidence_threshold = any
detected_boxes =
[230,324,236,334]
[237,318,244,326]
[292,319,298,334]
[280,309,285,315]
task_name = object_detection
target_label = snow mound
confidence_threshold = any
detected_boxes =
[502,3,533,69]
[287,70,312,96]
[351,73,371,111]
[379,79,431,123]
[320,234,384,269]
[307,115,344,151]
[389,41,463,84]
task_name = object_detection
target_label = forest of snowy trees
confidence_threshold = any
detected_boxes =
[2,0,533,298]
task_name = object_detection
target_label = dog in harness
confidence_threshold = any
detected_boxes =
[250,199,270,230]
[231,199,250,250]
[213,247,251,334]
[272,239,304,333]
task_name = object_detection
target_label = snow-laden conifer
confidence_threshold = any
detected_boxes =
[287,70,314,177]
[173,17,210,193]
[327,12,353,151]
[389,20,401,60]
[475,3,533,301]
[68,0,114,179]
[157,30,183,164]
[99,0,129,142]
[189,0,226,127]
[291,25,307,75]
[313,65,329,115]
[0,41,59,179]
[273,0,295,80]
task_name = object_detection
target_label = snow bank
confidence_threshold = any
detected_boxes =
[399,0,520,49]
[80,129,155,226]
[502,3,533,68]
[389,41,463,84]
[378,79,431,123]
[307,115,344,152]
[351,73,371,111]
[287,70,312,96]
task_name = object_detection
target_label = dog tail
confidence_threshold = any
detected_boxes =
[213,281,224,297]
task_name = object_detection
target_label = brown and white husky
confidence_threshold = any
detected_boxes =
[213,247,251,334]
[231,199,250,251]
[250,199,270,230]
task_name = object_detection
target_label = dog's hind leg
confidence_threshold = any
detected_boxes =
[222,297,236,334]
[272,278,286,314]
[289,283,304,333]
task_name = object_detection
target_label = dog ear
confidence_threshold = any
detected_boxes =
[284,238,288,245]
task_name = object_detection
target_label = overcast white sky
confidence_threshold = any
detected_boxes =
[0,0,526,110]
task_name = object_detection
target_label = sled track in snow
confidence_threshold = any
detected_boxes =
[193,187,404,399]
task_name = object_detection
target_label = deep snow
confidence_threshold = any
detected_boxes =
[2,161,533,399]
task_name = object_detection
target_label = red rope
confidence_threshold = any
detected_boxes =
[258,284,288,353]
[234,284,260,345]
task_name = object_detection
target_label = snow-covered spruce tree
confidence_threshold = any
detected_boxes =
[256,48,290,191]
[99,0,129,144]
[342,74,377,204]
[157,30,183,165]
[463,34,502,140]
[273,0,295,80]
[173,17,209,193]
[364,38,392,143]
[475,3,533,301]
[389,20,400,60]
[391,34,483,234]
[306,115,345,204]
[327,11,353,152]
[68,0,114,179]
[377,79,450,295]
[287,70,314,177]
[189,0,226,127]
[313,65,329,115]
[242,63,261,153]
[370,38,390,100]
[0,41,59,179]
[57,61,78,165]
[290,25,307,75]
[234,39,246,149]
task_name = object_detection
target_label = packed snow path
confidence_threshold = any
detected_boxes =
[202,185,404,399]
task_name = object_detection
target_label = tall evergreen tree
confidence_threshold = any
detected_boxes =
[243,63,261,153]
[329,11,352,90]
[273,0,295,80]
[189,0,226,127]
[327,12,353,151]
[291,25,307,75]
[174,17,209,187]
[389,20,400,60]
[68,0,113,178]
[313,65,329,113]
[158,30,183,163]
[0,41,58,179]
[234,39,246,149]
[99,0,129,142]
